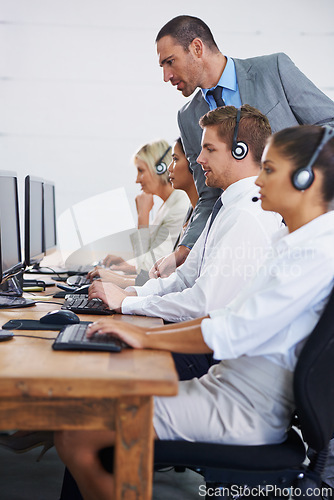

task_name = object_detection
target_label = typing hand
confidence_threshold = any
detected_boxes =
[86,319,147,349]
[109,261,137,274]
[102,254,125,268]
[88,268,136,289]
[87,266,103,281]
[88,281,127,313]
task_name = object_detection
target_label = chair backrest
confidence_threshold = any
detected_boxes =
[294,285,334,451]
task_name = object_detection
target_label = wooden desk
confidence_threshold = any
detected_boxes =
[0,284,178,500]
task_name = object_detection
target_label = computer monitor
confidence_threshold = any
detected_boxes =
[0,171,24,280]
[43,180,57,256]
[24,175,44,268]
[0,171,35,308]
[0,236,2,282]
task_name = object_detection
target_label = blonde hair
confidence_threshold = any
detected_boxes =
[134,139,172,185]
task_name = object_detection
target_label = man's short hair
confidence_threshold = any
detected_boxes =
[156,15,219,52]
[199,105,272,165]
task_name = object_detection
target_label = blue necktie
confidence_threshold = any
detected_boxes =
[199,197,223,274]
[207,197,223,231]
[207,86,225,108]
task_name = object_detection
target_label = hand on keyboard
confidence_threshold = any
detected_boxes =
[86,319,147,350]
[53,323,127,352]
[87,267,132,289]
[61,294,114,315]
[88,281,127,313]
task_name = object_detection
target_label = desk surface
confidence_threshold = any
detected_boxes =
[0,309,177,399]
[0,279,178,499]
[0,280,178,400]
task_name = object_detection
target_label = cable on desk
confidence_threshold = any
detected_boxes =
[13,334,57,340]
[37,266,68,281]
[34,301,66,306]
[24,292,55,298]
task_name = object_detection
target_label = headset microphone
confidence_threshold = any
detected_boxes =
[252,197,259,202]
[155,146,171,175]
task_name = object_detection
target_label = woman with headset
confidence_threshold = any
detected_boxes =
[88,138,197,287]
[54,124,334,499]
[95,139,189,280]
[166,137,199,246]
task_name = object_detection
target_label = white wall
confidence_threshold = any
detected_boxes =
[1,0,333,249]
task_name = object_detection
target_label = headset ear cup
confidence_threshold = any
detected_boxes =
[292,167,315,190]
[291,125,334,190]
[154,145,171,175]
[155,162,167,175]
[232,141,248,160]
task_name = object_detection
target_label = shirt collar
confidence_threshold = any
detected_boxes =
[273,210,334,250]
[202,56,237,99]
[221,176,258,208]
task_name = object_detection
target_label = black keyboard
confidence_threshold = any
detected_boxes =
[61,294,113,315]
[66,275,91,287]
[0,295,36,309]
[52,323,125,352]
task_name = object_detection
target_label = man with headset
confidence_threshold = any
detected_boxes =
[88,105,284,379]
[151,15,334,279]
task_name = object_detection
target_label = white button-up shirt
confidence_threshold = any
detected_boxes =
[122,176,283,321]
[131,189,189,272]
[202,210,334,370]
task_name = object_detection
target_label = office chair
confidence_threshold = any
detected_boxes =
[98,286,334,499]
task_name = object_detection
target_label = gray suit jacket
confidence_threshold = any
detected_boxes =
[178,52,334,249]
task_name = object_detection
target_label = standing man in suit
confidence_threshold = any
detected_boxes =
[152,14,334,278]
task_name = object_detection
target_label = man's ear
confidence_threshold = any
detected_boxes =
[190,38,204,58]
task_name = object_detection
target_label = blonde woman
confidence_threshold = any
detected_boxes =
[88,138,198,288]
[96,139,189,278]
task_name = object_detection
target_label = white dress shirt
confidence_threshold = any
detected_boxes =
[130,189,189,272]
[122,176,283,321]
[202,210,334,371]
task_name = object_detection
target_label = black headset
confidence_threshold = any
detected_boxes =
[155,146,171,175]
[292,125,334,190]
[231,108,248,160]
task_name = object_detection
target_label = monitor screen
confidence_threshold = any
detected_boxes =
[0,235,2,281]
[43,180,57,255]
[24,175,44,268]
[0,171,24,279]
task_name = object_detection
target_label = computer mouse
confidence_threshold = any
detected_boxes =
[40,310,80,325]
[0,330,14,341]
